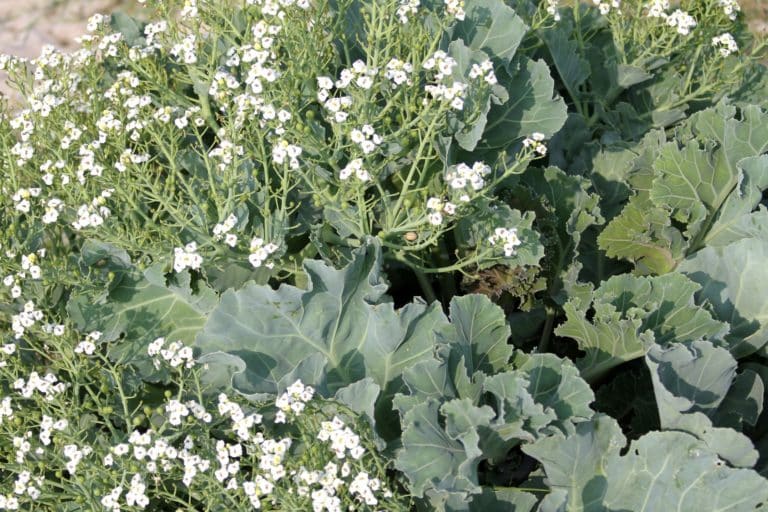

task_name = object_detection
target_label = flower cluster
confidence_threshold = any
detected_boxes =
[522,132,548,156]
[349,125,382,154]
[339,158,371,182]
[424,81,468,110]
[385,58,414,87]
[469,60,497,85]
[74,330,102,356]
[272,139,303,169]
[275,379,315,423]
[665,9,697,36]
[422,50,457,81]
[444,0,466,20]
[712,33,739,57]
[147,337,196,369]
[218,393,263,441]
[546,0,561,21]
[426,196,458,226]
[11,301,44,338]
[173,242,203,273]
[248,237,280,268]
[488,227,523,257]
[718,0,740,21]
[317,416,365,460]
[213,213,239,247]
[317,77,353,123]
[335,60,379,91]
[396,0,420,23]
[592,0,620,15]
[71,190,114,231]
[3,250,45,299]
[446,161,492,199]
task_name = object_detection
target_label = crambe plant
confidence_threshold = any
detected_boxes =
[1,0,768,510]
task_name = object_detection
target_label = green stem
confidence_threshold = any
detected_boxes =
[414,268,438,304]
[538,306,556,354]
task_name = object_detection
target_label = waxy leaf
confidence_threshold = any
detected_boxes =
[645,340,759,467]
[478,58,567,150]
[68,264,217,381]
[679,237,768,357]
[195,241,444,432]
[453,0,527,65]
[524,415,768,511]
[555,272,727,381]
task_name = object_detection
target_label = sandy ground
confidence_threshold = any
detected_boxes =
[0,0,127,100]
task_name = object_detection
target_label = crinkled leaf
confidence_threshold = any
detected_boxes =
[679,237,768,357]
[512,166,603,300]
[645,340,758,467]
[650,103,768,246]
[555,272,726,381]
[394,398,490,497]
[598,194,683,275]
[437,294,514,377]
[194,241,444,436]
[514,352,594,434]
[68,264,217,382]
[524,415,768,511]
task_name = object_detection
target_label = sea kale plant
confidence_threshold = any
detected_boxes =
[1,0,768,510]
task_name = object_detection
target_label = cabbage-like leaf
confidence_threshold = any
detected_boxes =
[453,0,527,65]
[679,237,768,357]
[540,18,590,104]
[438,294,515,378]
[524,415,768,511]
[645,340,759,467]
[68,264,217,381]
[194,241,444,433]
[394,397,493,497]
[477,58,567,151]
[599,103,768,272]
[555,272,727,381]
[511,166,603,300]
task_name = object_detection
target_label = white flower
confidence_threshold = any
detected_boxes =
[718,0,740,20]
[396,0,420,22]
[712,33,738,57]
[488,227,523,257]
[665,9,696,36]
[173,242,203,273]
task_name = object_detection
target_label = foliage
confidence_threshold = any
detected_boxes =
[1,0,768,509]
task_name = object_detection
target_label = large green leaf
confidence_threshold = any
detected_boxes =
[194,241,445,432]
[524,415,768,511]
[555,272,727,381]
[645,340,759,467]
[599,104,768,273]
[597,194,683,275]
[393,397,493,497]
[511,166,603,300]
[679,237,768,357]
[477,58,567,151]
[68,264,217,381]
[453,0,527,65]
[514,352,594,434]
[438,294,514,378]
[540,18,590,104]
